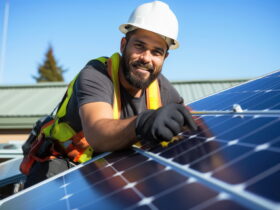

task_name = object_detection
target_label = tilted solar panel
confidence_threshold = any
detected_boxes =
[0,70,279,210]
[0,158,24,187]
[190,70,280,111]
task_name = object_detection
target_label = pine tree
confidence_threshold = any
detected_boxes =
[33,46,66,82]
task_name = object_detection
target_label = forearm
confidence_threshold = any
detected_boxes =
[83,116,138,153]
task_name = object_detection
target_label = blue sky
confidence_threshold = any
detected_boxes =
[0,0,279,84]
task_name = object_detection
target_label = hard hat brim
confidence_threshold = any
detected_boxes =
[119,23,179,50]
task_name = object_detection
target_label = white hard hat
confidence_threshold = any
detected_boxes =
[119,1,179,49]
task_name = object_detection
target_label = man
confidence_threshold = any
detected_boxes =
[22,1,197,188]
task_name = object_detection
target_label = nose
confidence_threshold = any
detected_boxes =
[139,50,152,64]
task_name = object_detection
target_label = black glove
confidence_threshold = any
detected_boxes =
[135,103,197,142]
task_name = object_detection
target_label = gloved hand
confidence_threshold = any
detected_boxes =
[135,103,197,142]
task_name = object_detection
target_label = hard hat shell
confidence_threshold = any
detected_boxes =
[119,1,179,49]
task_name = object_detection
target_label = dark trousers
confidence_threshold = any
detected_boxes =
[24,157,76,189]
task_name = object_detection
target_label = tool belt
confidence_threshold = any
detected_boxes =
[20,116,64,175]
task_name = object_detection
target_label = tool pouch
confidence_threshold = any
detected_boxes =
[21,115,53,156]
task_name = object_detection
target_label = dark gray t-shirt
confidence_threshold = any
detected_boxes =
[64,59,183,132]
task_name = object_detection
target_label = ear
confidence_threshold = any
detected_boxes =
[120,37,127,54]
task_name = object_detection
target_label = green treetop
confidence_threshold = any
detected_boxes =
[33,46,66,82]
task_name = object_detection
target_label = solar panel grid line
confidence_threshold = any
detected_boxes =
[193,115,280,145]
[170,140,226,165]
[138,109,280,208]
[135,178,190,206]
[243,164,280,189]
[189,118,280,151]
[57,149,226,210]
[180,142,236,170]
[0,151,111,206]
[190,71,280,111]
[188,147,250,176]
[188,193,231,210]
[61,176,71,210]
[162,136,212,159]
[236,90,280,111]
[193,92,271,111]
[70,150,200,210]
[202,148,261,180]
[70,178,132,209]
[122,161,167,184]
[124,176,190,210]
[103,158,158,210]
[58,150,163,210]
[186,68,264,105]
[134,147,278,210]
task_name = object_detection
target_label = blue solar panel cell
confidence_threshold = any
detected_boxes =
[189,144,253,173]
[112,153,149,171]
[0,178,65,210]
[105,149,135,163]
[81,188,141,210]
[132,205,151,210]
[135,170,188,197]
[122,160,165,183]
[68,175,127,209]
[65,166,117,195]
[240,119,280,144]
[213,117,279,143]
[190,72,280,111]
[39,200,68,210]
[246,169,280,202]
[271,139,280,148]
[153,182,218,210]
[212,150,280,185]
[239,91,280,110]
[64,159,109,183]
[203,199,250,210]
[159,138,203,159]
[173,140,226,165]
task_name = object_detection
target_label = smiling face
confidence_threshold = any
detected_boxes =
[120,29,169,90]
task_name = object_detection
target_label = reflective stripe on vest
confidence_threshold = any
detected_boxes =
[43,52,161,163]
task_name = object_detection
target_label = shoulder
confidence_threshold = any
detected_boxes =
[158,74,184,105]
[78,59,110,82]
[75,59,114,107]
[77,59,113,90]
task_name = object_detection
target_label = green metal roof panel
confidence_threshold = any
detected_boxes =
[0,83,67,117]
[0,117,42,129]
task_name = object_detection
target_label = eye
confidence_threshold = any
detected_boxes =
[134,43,144,49]
[152,49,164,56]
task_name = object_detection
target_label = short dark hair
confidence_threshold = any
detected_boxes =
[124,29,170,52]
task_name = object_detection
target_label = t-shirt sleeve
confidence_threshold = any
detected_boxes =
[76,63,114,108]
[159,74,184,105]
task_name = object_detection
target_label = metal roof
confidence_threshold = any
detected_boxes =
[0,79,248,129]
[0,82,66,129]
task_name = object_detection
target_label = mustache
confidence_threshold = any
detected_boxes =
[131,60,154,73]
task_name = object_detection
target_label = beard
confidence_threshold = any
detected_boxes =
[121,47,162,89]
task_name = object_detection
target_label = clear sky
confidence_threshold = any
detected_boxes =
[0,0,279,84]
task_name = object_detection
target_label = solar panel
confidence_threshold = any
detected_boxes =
[1,70,280,210]
[190,70,280,111]
[0,157,25,187]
